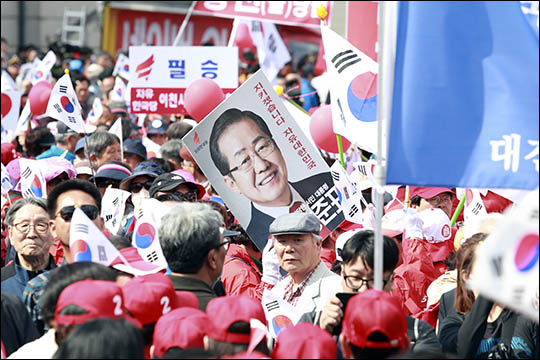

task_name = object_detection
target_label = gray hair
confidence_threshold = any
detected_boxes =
[4,197,49,226]
[160,139,184,166]
[159,202,223,274]
[85,132,120,159]
[54,131,77,145]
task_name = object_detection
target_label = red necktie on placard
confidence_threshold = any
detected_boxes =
[289,201,303,213]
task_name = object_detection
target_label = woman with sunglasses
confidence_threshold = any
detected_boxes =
[119,161,164,236]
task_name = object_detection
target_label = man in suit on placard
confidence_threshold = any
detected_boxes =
[209,108,344,250]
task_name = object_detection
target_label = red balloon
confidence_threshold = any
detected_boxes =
[234,22,254,49]
[184,78,225,122]
[309,105,352,154]
[28,81,52,115]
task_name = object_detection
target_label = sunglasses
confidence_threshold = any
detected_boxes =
[56,205,99,221]
[96,179,120,188]
[130,181,153,193]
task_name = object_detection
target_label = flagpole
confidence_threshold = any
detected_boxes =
[228,17,240,47]
[316,5,347,171]
[374,1,398,290]
[172,1,197,46]
[336,134,346,169]
[450,195,466,227]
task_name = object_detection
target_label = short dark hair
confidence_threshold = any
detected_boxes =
[47,179,102,218]
[53,318,144,359]
[148,157,174,173]
[40,262,117,324]
[209,109,273,176]
[24,126,54,157]
[340,230,399,273]
[167,121,193,140]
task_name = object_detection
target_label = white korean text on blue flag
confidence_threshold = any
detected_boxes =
[386,1,539,190]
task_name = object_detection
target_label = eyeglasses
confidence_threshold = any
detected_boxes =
[96,179,120,188]
[170,190,198,202]
[130,181,153,193]
[13,221,49,234]
[214,239,231,251]
[342,271,394,291]
[225,137,276,175]
[426,193,453,206]
[55,205,99,221]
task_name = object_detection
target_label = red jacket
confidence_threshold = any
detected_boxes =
[320,247,336,269]
[221,244,263,299]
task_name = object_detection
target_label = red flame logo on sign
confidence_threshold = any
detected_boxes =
[193,132,200,145]
[136,55,154,81]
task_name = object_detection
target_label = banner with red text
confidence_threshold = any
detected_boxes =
[193,1,332,28]
[129,46,238,114]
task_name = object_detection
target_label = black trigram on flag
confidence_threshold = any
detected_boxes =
[112,197,119,206]
[349,204,360,218]
[471,202,483,215]
[59,85,68,94]
[20,167,31,179]
[73,223,89,234]
[265,300,279,312]
[332,50,362,74]
[146,251,159,263]
[331,171,340,182]
[97,245,107,262]
[105,214,113,222]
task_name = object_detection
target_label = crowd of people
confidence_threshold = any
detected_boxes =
[1,36,539,359]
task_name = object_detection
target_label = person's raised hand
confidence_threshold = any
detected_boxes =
[362,203,376,230]
[261,237,280,285]
[319,295,343,333]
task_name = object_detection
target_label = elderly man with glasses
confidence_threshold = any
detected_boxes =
[1,198,57,299]
[158,202,239,311]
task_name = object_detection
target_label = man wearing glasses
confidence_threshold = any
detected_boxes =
[313,230,441,354]
[209,108,343,251]
[47,179,104,264]
[159,202,239,311]
[2,198,57,299]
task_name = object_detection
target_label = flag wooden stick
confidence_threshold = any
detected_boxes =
[450,195,466,227]
[405,185,410,208]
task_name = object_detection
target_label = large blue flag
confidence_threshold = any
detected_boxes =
[386,1,539,190]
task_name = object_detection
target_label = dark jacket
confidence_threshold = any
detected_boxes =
[168,274,216,312]
[246,171,346,250]
[1,255,57,300]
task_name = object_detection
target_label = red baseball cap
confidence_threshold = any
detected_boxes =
[54,279,141,328]
[221,350,269,359]
[342,289,409,350]
[206,295,266,344]
[338,220,363,232]
[271,322,337,359]
[409,186,455,199]
[152,307,209,358]
[122,273,199,325]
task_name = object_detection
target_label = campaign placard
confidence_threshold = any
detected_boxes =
[183,70,345,250]
[129,46,238,114]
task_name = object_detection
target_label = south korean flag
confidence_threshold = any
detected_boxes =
[45,73,86,133]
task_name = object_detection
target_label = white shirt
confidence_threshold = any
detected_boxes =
[253,184,309,219]
[8,328,58,359]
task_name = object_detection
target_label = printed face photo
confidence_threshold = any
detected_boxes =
[217,117,292,207]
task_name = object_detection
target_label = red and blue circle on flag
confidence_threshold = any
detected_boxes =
[60,96,75,113]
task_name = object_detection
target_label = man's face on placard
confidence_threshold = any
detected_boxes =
[218,118,291,207]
